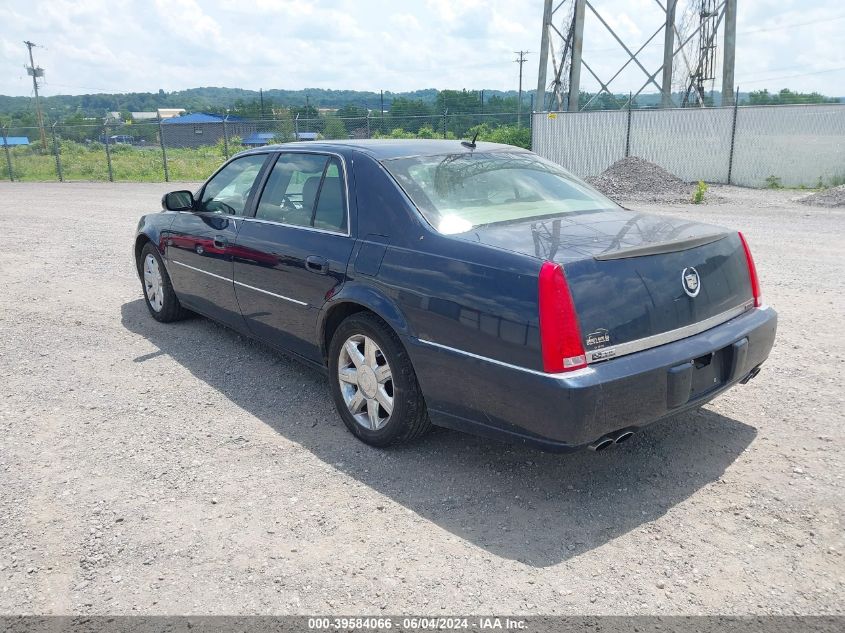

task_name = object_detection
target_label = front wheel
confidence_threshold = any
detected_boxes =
[139,242,188,322]
[328,313,430,447]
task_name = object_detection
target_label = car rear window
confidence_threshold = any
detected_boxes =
[381,151,616,234]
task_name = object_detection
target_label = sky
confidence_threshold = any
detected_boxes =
[1,0,844,98]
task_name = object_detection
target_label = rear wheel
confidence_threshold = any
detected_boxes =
[328,313,430,447]
[139,242,188,322]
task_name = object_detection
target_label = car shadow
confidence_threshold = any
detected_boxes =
[121,299,757,568]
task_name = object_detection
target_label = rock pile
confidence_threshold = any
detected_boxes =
[798,184,845,208]
[587,156,694,203]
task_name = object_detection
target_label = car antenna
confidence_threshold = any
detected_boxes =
[461,131,480,150]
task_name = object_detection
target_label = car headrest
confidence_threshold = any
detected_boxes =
[301,176,322,212]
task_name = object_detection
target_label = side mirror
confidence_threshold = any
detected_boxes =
[162,190,195,211]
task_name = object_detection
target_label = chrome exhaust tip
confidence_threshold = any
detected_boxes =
[614,431,635,444]
[588,437,614,452]
[740,366,762,384]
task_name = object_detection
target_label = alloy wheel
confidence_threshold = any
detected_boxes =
[143,253,164,312]
[337,334,394,431]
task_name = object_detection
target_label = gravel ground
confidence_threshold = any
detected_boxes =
[798,184,845,208]
[0,182,842,616]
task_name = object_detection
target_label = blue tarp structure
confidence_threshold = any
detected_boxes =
[243,132,276,146]
[0,136,30,146]
[161,113,243,124]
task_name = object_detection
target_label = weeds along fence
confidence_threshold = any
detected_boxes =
[532,103,845,188]
[0,112,528,183]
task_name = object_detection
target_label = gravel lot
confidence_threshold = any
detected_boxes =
[0,182,842,616]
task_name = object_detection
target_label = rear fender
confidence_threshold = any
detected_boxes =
[316,282,411,363]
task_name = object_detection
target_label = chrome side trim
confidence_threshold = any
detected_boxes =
[171,260,231,283]
[241,216,346,237]
[585,300,755,363]
[418,301,756,375]
[233,280,308,307]
[416,338,593,379]
[170,260,308,307]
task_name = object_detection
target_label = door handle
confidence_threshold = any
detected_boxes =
[213,235,228,249]
[305,255,329,275]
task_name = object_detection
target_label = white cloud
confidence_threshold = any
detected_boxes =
[0,0,842,98]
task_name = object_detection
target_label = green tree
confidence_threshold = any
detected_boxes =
[387,97,435,132]
[291,104,319,120]
[746,88,837,106]
[322,116,348,140]
[336,104,369,119]
[271,110,295,143]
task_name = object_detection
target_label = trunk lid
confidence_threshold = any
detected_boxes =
[460,208,755,361]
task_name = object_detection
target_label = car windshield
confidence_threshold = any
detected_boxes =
[381,151,617,235]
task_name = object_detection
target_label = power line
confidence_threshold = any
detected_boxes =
[740,13,845,35]
[737,66,845,85]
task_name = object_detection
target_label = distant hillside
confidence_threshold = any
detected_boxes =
[1,86,839,125]
[0,87,524,120]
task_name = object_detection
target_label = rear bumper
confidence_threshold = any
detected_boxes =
[406,306,777,451]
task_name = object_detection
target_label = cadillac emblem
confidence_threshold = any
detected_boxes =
[682,267,701,298]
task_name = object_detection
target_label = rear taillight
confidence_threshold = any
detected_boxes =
[538,261,587,373]
[738,231,763,308]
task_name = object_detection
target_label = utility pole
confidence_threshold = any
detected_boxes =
[661,0,677,108]
[259,88,264,119]
[721,0,737,106]
[535,0,553,112]
[515,51,529,128]
[567,0,586,112]
[24,40,47,150]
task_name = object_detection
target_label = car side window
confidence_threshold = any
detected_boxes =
[313,159,347,233]
[199,154,267,216]
[255,154,347,233]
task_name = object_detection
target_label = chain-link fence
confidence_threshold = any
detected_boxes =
[0,112,528,183]
[532,103,845,188]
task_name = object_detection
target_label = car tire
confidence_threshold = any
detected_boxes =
[139,242,188,323]
[328,312,431,447]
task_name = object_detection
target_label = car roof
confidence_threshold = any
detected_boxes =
[240,139,528,161]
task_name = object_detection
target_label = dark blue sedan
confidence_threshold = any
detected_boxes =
[133,140,777,451]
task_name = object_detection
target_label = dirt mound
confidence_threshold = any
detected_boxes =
[587,156,694,203]
[798,184,845,208]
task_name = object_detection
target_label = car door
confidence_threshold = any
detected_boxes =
[165,152,270,330]
[232,151,355,361]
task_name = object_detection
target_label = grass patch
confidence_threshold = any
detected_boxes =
[692,180,708,204]
[1,139,249,182]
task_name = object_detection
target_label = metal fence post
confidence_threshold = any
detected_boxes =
[442,110,448,139]
[104,126,114,182]
[2,126,13,182]
[625,92,633,157]
[51,122,63,182]
[727,86,739,185]
[529,94,534,138]
[158,119,170,182]
[294,113,300,140]
[222,117,229,159]
[366,113,371,139]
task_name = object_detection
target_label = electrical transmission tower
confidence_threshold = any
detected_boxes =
[515,50,530,128]
[535,0,738,112]
[680,0,718,106]
[24,40,47,150]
